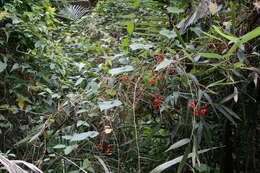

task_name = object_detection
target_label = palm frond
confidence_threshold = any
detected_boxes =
[60,5,88,20]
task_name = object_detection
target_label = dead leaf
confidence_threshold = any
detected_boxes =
[16,98,25,110]
[254,1,260,9]
[233,87,238,103]
[209,1,218,15]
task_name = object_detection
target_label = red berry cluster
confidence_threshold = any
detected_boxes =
[98,144,111,155]
[155,56,163,62]
[188,103,208,117]
[152,96,162,108]
[149,75,157,85]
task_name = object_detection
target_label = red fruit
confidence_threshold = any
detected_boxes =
[149,76,157,85]
[200,109,207,116]
[188,103,195,109]
[98,144,103,150]
[153,97,162,108]
[104,148,110,155]
[193,111,199,117]
[155,56,163,62]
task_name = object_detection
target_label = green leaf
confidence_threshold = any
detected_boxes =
[0,62,7,73]
[165,138,190,152]
[70,131,99,142]
[199,53,223,59]
[75,78,84,86]
[149,147,219,173]
[155,59,173,71]
[98,100,122,111]
[212,26,238,43]
[167,7,184,14]
[53,144,66,149]
[159,29,177,39]
[240,27,260,44]
[109,65,134,75]
[129,43,154,50]
[126,20,135,35]
[64,145,77,155]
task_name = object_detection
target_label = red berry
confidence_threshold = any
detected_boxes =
[98,144,103,150]
[155,56,163,62]
[188,103,195,109]
[200,109,207,116]
[193,111,199,117]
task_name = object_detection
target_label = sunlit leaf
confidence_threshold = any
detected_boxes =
[165,138,190,152]
[98,100,122,111]
[126,20,135,35]
[149,147,219,173]
[199,53,223,59]
[70,131,99,141]
[0,62,7,73]
[109,65,134,75]
[167,7,184,14]
[53,144,66,149]
[159,29,177,39]
[155,59,173,71]
[129,43,154,50]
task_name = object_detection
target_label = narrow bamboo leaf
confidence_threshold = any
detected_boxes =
[240,27,260,44]
[220,93,236,104]
[177,146,190,173]
[165,138,190,152]
[149,147,219,173]
[167,7,184,14]
[199,53,223,59]
[216,106,237,126]
[213,26,238,43]
[221,105,241,120]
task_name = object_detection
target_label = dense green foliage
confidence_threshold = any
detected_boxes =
[0,0,259,173]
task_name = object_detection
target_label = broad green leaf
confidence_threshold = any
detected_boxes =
[0,62,7,73]
[129,43,154,50]
[165,138,190,152]
[149,147,219,173]
[64,145,77,155]
[109,65,134,75]
[75,78,84,86]
[155,59,173,71]
[199,53,223,59]
[159,29,177,39]
[98,100,122,111]
[70,131,99,142]
[240,27,260,44]
[167,7,184,14]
